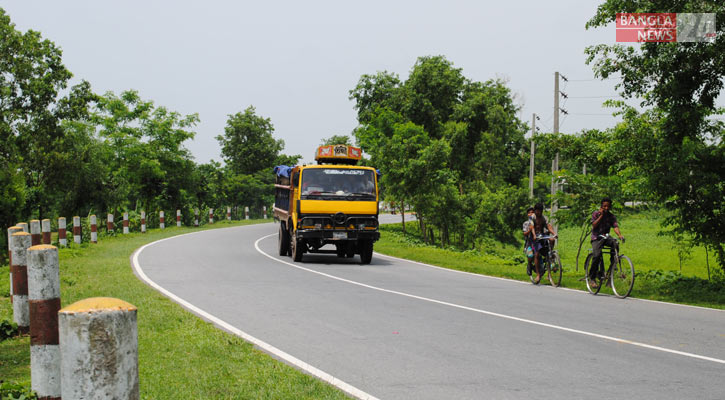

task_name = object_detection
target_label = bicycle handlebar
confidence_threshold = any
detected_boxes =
[596,234,625,243]
[536,234,558,240]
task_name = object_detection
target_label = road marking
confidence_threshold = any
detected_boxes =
[256,234,725,366]
[131,231,381,400]
[374,252,725,312]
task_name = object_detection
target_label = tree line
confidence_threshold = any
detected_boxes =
[0,8,298,257]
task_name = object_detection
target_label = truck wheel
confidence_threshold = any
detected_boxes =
[335,244,345,258]
[359,240,373,264]
[278,223,290,256]
[291,236,304,262]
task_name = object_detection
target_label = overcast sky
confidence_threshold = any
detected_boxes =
[2,0,626,164]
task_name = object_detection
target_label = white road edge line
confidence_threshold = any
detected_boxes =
[374,250,725,312]
[131,230,381,400]
[256,234,725,365]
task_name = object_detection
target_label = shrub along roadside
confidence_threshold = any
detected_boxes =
[0,221,350,400]
[376,221,724,310]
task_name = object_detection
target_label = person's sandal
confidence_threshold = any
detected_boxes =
[534,275,541,284]
[589,280,598,288]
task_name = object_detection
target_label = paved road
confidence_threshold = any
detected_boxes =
[134,222,725,400]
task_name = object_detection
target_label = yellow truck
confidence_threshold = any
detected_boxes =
[273,145,380,263]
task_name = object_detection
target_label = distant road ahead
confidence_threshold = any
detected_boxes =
[135,222,724,400]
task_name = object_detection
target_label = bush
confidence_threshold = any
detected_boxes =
[0,320,18,341]
[0,381,37,400]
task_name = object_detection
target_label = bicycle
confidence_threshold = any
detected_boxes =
[529,234,562,287]
[583,234,635,298]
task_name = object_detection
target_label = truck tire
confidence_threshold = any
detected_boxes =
[359,240,373,264]
[278,223,290,256]
[291,236,304,262]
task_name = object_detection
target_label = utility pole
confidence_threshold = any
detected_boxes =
[529,113,539,199]
[551,72,560,222]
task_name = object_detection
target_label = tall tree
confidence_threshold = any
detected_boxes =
[217,106,283,175]
[586,1,725,269]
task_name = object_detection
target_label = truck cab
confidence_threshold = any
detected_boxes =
[274,145,380,263]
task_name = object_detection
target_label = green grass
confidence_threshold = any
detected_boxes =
[376,211,724,309]
[1,221,350,399]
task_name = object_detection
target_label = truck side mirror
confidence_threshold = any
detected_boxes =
[292,173,299,187]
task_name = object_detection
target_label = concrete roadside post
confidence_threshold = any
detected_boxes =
[41,219,51,244]
[159,210,165,229]
[263,205,267,219]
[141,211,146,233]
[123,212,129,234]
[7,226,22,302]
[73,216,81,244]
[10,231,31,333]
[30,220,41,246]
[107,213,114,233]
[209,208,214,224]
[58,217,67,247]
[245,206,249,220]
[90,215,98,244]
[227,207,231,221]
[18,222,28,232]
[28,244,61,400]
[194,208,199,227]
[59,297,139,399]
[177,209,182,227]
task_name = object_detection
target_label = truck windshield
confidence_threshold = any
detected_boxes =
[301,168,376,199]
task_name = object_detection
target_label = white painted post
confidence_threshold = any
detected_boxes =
[58,217,67,247]
[73,216,81,244]
[177,209,181,227]
[245,206,249,220]
[107,213,114,232]
[194,208,199,227]
[10,231,31,334]
[41,219,51,245]
[18,222,28,232]
[209,208,214,224]
[30,220,41,246]
[123,212,129,234]
[90,215,98,244]
[227,207,231,221]
[141,211,146,233]
[28,244,61,400]
[159,210,165,229]
[7,226,21,302]
[263,205,267,219]
[59,298,139,399]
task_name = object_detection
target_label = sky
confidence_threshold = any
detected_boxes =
[1,0,627,164]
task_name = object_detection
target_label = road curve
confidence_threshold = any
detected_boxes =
[134,222,725,400]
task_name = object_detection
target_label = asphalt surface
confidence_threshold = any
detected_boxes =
[135,219,725,400]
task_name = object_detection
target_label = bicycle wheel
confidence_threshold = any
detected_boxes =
[584,254,603,295]
[611,255,635,298]
[547,251,562,287]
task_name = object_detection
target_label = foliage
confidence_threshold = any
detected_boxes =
[586,0,725,271]
[0,320,18,341]
[217,106,283,176]
[350,55,529,247]
[320,134,353,146]
[0,382,37,400]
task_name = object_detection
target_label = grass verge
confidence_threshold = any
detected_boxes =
[1,220,350,399]
[376,212,724,310]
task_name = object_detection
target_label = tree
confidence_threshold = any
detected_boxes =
[320,135,352,146]
[586,1,725,270]
[217,106,283,176]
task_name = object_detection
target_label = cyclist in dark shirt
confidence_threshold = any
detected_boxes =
[589,197,624,288]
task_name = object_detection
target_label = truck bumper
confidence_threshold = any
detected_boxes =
[296,230,380,241]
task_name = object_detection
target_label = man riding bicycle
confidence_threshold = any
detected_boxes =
[527,203,557,284]
[589,197,624,288]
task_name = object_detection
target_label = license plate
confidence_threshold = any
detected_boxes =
[333,231,347,239]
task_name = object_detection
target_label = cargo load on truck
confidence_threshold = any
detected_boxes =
[273,145,380,264]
